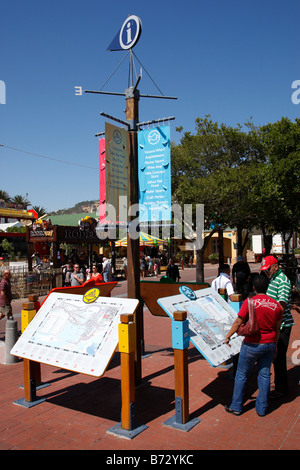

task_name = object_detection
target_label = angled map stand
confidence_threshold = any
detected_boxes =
[11,292,139,377]
[158,287,243,367]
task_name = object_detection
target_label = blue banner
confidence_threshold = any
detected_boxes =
[138,125,171,222]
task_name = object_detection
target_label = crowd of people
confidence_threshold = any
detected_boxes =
[61,253,111,286]
[0,249,296,418]
[211,255,294,417]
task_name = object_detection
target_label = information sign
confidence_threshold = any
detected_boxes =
[107,15,142,51]
[138,125,171,222]
[158,287,243,367]
[11,292,139,377]
[105,122,129,222]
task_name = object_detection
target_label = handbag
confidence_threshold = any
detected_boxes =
[237,297,260,336]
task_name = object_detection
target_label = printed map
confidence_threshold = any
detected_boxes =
[158,287,243,367]
[11,292,139,376]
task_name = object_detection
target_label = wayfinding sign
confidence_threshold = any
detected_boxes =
[158,287,243,367]
[11,292,139,377]
[107,15,142,51]
[138,125,171,222]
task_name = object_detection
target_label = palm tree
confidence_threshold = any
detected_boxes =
[32,205,47,218]
[11,194,30,208]
[0,190,11,202]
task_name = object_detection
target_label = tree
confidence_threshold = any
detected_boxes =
[171,116,264,280]
[0,190,11,202]
[32,205,47,218]
[258,118,300,251]
[11,194,30,208]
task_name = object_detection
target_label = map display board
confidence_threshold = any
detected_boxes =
[158,287,243,367]
[11,292,139,377]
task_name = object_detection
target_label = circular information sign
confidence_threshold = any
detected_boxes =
[179,285,197,301]
[119,15,142,50]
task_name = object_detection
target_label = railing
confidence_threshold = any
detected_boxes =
[9,268,63,299]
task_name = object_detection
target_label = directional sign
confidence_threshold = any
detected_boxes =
[107,15,142,51]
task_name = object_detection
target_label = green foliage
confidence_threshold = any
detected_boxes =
[172,116,300,240]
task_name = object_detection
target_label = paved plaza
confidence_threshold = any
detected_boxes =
[0,264,299,450]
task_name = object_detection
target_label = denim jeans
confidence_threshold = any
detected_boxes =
[230,342,276,415]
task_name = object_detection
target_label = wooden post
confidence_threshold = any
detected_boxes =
[229,293,243,314]
[164,311,200,431]
[107,313,148,439]
[14,358,46,408]
[218,287,228,302]
[126,86,143,385]
[173,311,189,424]
[23,359,37,402]
[119,313,136,431]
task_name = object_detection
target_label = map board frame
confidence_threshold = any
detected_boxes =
[158,287,243,367]
[11,292,139,377]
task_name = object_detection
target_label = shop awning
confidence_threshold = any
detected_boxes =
[115,232,167,247]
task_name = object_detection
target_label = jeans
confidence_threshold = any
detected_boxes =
[230,342,276,415]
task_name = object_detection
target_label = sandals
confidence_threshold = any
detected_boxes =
[225,405,242,416]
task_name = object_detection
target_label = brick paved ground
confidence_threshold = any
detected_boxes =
[0,264,299,451]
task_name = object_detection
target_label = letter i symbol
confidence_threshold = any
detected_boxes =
[126,22,132,44]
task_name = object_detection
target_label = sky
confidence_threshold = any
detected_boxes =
[1,0,299,213]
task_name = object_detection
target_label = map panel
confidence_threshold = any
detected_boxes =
[158,287,243,367]
[11,293,139,377]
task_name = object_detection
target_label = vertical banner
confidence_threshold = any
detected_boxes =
[105,122,129,223]
[138,125,171,222]
[99,138,106,222]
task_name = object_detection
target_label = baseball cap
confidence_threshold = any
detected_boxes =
[260,255,278,271]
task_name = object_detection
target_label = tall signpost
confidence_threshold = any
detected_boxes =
[81,15,177,384]
[125,83,142,382]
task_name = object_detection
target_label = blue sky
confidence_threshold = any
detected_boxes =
[1,0,299,213]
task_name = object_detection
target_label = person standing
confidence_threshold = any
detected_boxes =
[212,264,235,301]
[224,274,283,416]
[166,259,180,282]
[102,257,111,283]
[70,264,84,286]
[232,255,251,300]
[260,255,294,399]
[0,269,13,320]
[89,265,103,282]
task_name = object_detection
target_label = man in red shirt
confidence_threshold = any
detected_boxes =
[0,269,13,320]
[224,274,282,416]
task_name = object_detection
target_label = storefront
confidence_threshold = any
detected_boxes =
[26,221,101,269]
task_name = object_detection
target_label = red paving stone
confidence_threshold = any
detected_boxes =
[0,264,299,451]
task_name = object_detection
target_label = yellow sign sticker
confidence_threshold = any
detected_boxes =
[83,288,100,304]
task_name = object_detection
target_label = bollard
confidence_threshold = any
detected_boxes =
[107,313,148,439]
[5,319,19,364]
[164,311,201,431]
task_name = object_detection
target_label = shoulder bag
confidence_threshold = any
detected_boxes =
[237,297,260,336]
